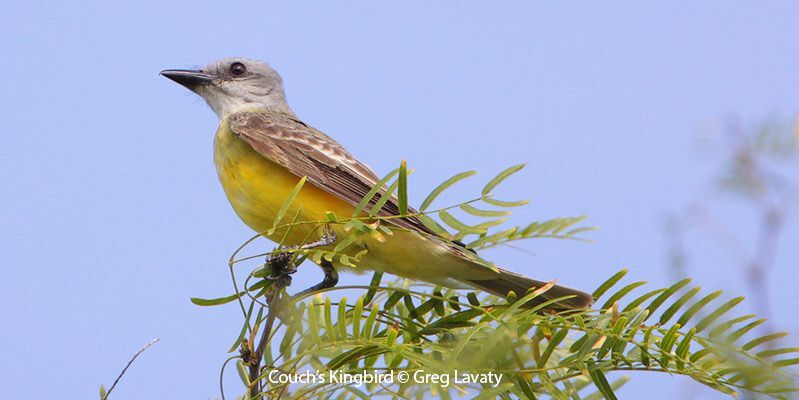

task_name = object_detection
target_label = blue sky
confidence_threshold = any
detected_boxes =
[1,2,797,399]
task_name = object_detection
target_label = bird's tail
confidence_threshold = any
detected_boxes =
[464,267,593,312]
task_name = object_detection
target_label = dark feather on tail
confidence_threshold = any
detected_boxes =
[467,267,593,312]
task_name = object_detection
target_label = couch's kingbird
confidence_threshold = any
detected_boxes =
[161,57,592,310]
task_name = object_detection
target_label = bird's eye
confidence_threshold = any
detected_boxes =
[229,62,246,76]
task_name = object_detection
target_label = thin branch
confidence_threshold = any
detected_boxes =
[102,338,159,400]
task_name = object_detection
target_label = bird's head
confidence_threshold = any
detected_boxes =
[161,57,292,118]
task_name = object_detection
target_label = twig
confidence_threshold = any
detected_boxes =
[243,229,339,399]
[666,116,796,344]
[246,288,282,399]
[244,251,296,399]
[102,338,160,400]
[747,205,783,340]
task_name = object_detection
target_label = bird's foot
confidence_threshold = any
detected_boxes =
[265,251,296,288]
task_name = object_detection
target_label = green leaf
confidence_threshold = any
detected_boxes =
[420,170,476,212]
[709,314,755,338]
[338,254,352,267]
[640,325,655,368]
[310,250,323,264]
[279,323,297,360]
[268,176,306,234]
[538,328,568,368]
[306,301,322,346]
[587,360,618,400]
[249,306,265,351]
[694,296,744,333]
[228,301,255,352]
[728,318,767,343]
[384,291,405,309]
[459,203,511,217]
[482,196,529,207]
[439,210,486,235]
[676,290,723,328]
[514,376,538,400]
[689,348,713,363]
[585,376,629,400]
[568,333,601,362]
[538,374,567,399]
[658,323,682,367]
[398,160,409,215]
[369,179,400,216]
[645,278,691,319]
[525,219,555,236]
[338,297,349,339]
[385,325,398,346]
[467,226,518,248]
[467,292,481,306]
[414,299,436,318]
[433,292,446,316]
[324,297,336,342]
[601,281,647,311]
[418,214,450,236]
[353,168,399,216]
[327,344,386,369]
[343,386,372,400]
[565,226,598,237]
[675,327,696,369]
[403,294,418,320]
[363,305,379,339]
[190,292,242,306]
[659,286,701,325]
[235,360,250,386]
[592,269,628,300]
[325,211,338,222]
[419,320,476,335]
[421,308,483,334]
[743,332,789,351]
[482,164,525,195]
[622,288,666,314]
[774,358,799,367]
[334,230,365,253]
[352,297,364,340]
[363,272,383,304]
[756,347,799,358]
[552,216,585,235]
[471,218,509,232]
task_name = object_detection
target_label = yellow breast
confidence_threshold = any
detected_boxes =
[211,118,494,284]
[212,119,354,246]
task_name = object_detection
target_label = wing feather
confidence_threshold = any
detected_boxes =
[227,110,440,236]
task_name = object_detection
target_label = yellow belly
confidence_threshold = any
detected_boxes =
[212,119,496,285]
[213,121,354,245]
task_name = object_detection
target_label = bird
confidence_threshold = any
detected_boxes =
[161,57,592,311]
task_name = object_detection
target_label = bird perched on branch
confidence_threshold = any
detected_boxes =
[161,57,592,311]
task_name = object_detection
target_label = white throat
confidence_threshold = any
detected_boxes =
[199,87,293,119]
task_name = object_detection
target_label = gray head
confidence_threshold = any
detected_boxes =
[161,57,293,118]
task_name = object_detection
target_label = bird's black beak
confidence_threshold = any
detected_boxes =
[160,69,216,90]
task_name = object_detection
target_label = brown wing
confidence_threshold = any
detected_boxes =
[227,110,441,237]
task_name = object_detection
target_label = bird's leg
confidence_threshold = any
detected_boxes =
[264,226,339,307]
[294,225,337,252]
[292,260,339,299]
[264,252,296,291]
[261,227,339,326]
[264,226,337,289]
[289,226,338,298]
[290,226,339,299]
